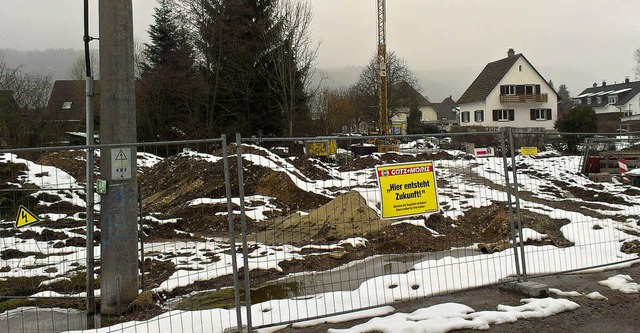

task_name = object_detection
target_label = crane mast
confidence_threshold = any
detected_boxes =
[377,0,389,135]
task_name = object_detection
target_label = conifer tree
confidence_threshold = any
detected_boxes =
[138,0,197,141]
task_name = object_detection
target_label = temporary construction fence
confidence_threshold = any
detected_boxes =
[0,129,639,332]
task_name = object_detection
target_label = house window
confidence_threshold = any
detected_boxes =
[525,85,534,95]
[474,110,484,122]
[530,108,552,121]
[493,109,514,122]
[519,65,522,72]
[608,96,618,104]
[61,102,72,110]
[461,111,471,123]
[596,96,602,104]
[500,85,516,95]
[586,98,591,105]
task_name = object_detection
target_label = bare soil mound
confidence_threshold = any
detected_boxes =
[253,191,389,245]
[35,151,91,183]
[138,152,332,237]
[339,151,466,171]
[288,157,335,181]
[139,155,227,216]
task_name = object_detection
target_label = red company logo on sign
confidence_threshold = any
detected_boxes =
[377,165,433,177]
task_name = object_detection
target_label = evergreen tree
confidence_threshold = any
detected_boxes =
[557,84,573,113]
[555,105,597,153]
[138,0,197,141]
[406,107,423,134]
[196,0,281,136]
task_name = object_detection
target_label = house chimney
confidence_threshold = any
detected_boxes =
[593,83,597,88]
[507,48,515,58]
[625,77,630,84]
[602,80,606,87]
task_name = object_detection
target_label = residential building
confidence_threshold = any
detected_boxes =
[431,96,459,132]
[390,81,437,134]
[42,80,100,142]
[457,49,558,130]
[574,79,640,132]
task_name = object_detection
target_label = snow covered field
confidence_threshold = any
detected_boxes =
[1,144,639,333]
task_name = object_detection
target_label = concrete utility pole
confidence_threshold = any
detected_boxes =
[98,0,139,315]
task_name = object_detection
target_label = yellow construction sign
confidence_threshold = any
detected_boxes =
[376,161,439,219]
[520,147,539,156]
[305,140,337,157]
[15,205,40,229]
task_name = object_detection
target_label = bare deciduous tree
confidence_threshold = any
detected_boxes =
[0,52,52,147]
[0,53,51,110]
[267,0,318,136]
[351,51,420,131]
[66,51,99,80]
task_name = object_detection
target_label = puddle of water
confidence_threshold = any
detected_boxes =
[250,281,303,304]
[173,281,305,311]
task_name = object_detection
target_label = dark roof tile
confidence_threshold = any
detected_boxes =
[393,81,431,107]
[458,55,521,104]
[44,80,100,122]
[577,80,640,106]
[432,96,458,120]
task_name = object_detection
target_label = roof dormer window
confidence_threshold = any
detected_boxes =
[608,96,618,105]
[61,101,72,110]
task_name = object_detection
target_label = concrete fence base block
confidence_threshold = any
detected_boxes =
[499,280,549,297]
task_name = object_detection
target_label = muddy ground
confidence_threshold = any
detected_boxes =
[2,147,640,325]
[279,262,640,333]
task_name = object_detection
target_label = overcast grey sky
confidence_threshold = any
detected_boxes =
[1,0,639,96]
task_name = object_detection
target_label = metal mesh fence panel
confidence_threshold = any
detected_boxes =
[510,130,640,279]
[0,138,244,333]
[235,132,523,330]
[6,130,638,332]
[132,138,244,333]
[0,146,95,331]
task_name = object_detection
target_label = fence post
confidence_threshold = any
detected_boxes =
[507,128,527,280]
[223,134,244,332]
[85,81,96,317]
[580,137,592,174]
[235,133,253,332]
[138,184,145,291]
[500,128,522,282]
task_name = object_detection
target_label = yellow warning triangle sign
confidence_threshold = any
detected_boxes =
[15,205,40,229]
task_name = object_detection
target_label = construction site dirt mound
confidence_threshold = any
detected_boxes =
[253,191,389,245]
[35,151,93,183]
[139,155,228,216]
[288,157,335,181]
[138,152,332,237]
[339,151,466,172]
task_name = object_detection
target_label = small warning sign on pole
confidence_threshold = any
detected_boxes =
[376,161,439,219]
[111,147,132,180]
[15,205,40,229]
